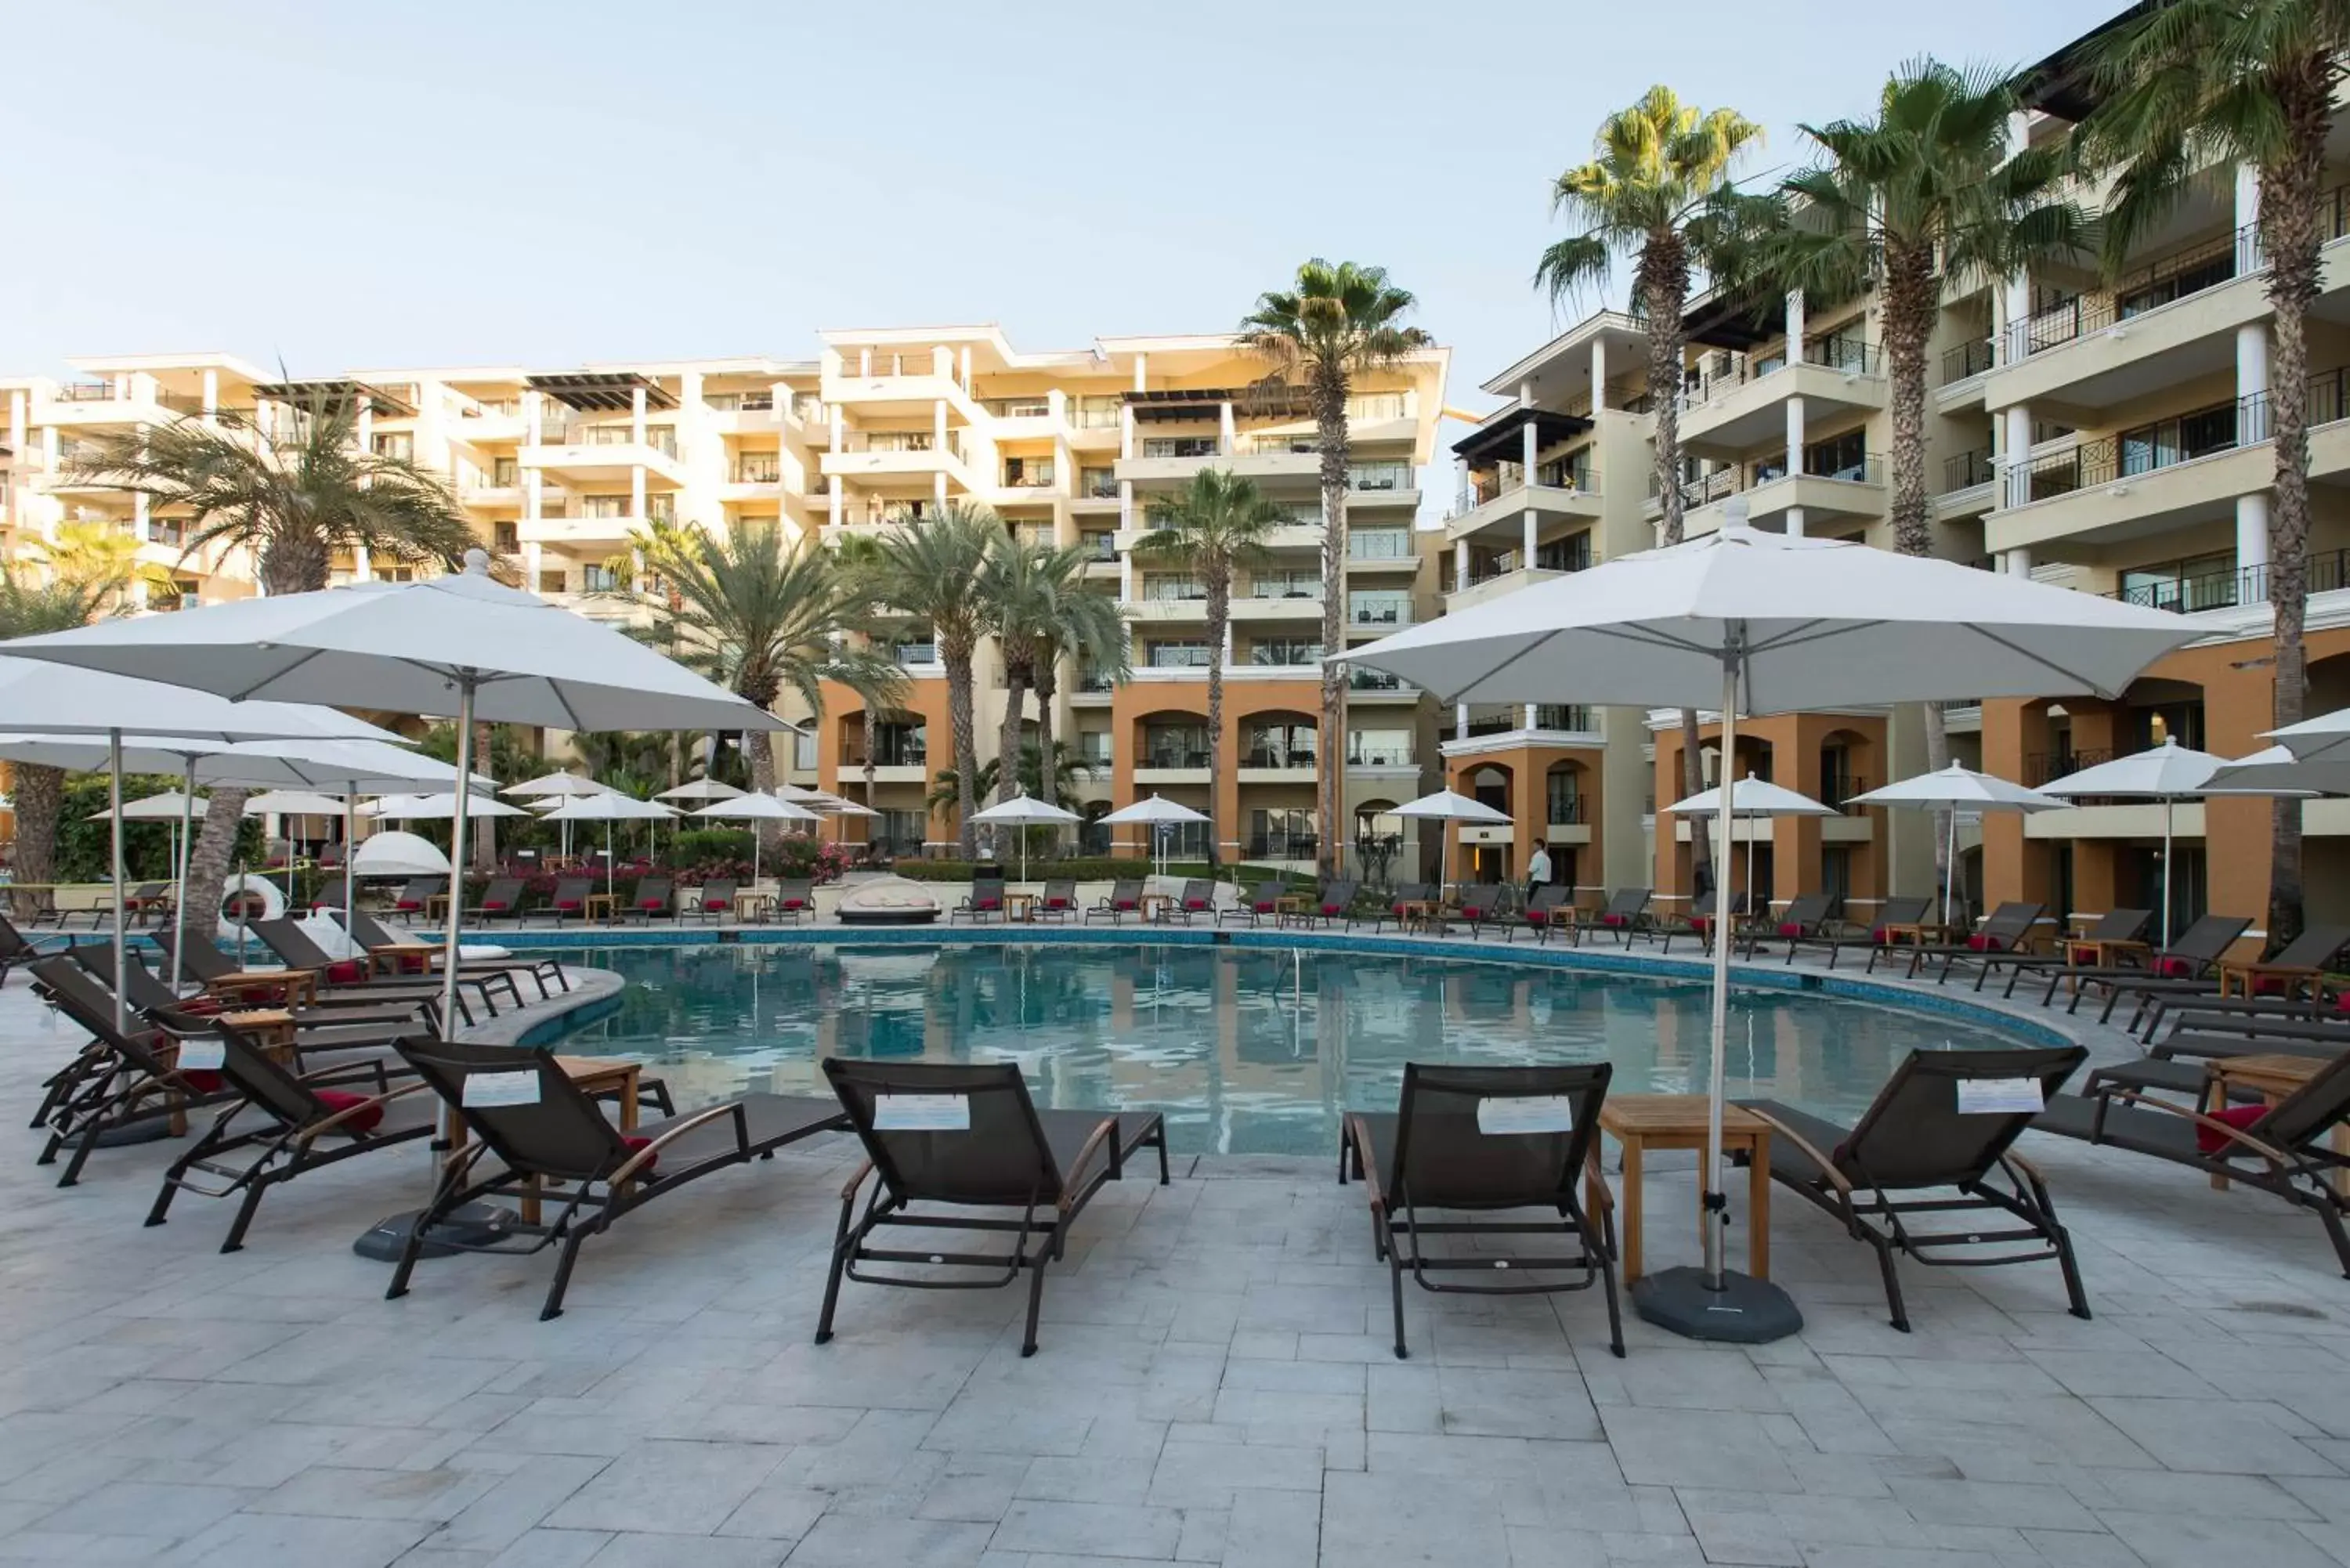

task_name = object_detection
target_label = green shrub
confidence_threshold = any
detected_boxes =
[56,775,263,883]
[885,858,1315,887]
[671,828,755,866]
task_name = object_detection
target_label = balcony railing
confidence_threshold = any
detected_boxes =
[53,382,118,403]
[891,643,938,667]
[1080,473,1119,499]
[1246,833,1321,860]
[733,458,781,483]
[1348,530,1412,560]
[1547,797,1589,826]
[1146,748,1211,768]
[1142,438,1218,460]
[1346,746,1415,767]
[1533,704,1593,732]
[1076,671,1116,692]
[1147,647,1215,669]
[1245,747,1321,769]
[1248,645,1322,667]
[1249,580,1322,601]
[1820,774,1870,814]
[2025,748,2115,788]
[1348,463,1414,493]
[2004,223,2261,361]
[2101,546,2350,613]
[1942,338,1995,385]
[1348,669,1413,693]
[1682,338,1885,406]
[1348,599,1410,628]
[1941,448,1994,492]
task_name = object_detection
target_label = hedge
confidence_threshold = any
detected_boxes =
[886,858,1318,887]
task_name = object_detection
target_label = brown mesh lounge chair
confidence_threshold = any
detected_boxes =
[1084,878,1144,923]
[539,877,594,926]
[307,877,349,916]
[1035,878,1077,923]
[1741,893,1833,959]
[390,876,444,916]
[30,958,248,1187]
[69,943,431,1046]
[0,911,69,987]
[1741,1045,2092,1331]
[144,1021,436,1252]
[1503,883,1578,945]
[2109,923,2350,1035]
[2037,1052,2350,1277]
[1659,891,1749,955]
[1791,895,1932,970]
[1363,882,1436,934]
[682,878,737,925]
[1307,879,1358,929]
[1869,900,2043,979]
[122,883,174,927]
[1969,908,2153,995]
[152,926,412,1018]
[1589,888,1653,946]
[2043,913,2253,1021]
[1169,879,1217,925]
[772,878,815,924]
[1441,882,1504,936]
[1220,882,1282,927]
[387,1038,853,1319]
[1340,1061,1622,1360]
[465,877,526,925]
[251,919,512,1021]
[953,872,1008,923]
[337,909,569,999]
[624,876,674,924]
[818,1059,1170,1357]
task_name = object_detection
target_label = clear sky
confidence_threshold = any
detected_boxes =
[15,0,2124,424]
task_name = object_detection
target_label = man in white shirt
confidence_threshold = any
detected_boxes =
[1525,844,1553,907]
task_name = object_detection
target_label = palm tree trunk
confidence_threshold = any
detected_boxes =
[1643,247,1712,887]
[746,729,783,861]
[9,763,63,921]
[996,656,1029,806]
[1206,573,1231,869]
[185,786,249,930]
[1034,656,1061,811]
[1314,365,1350,880]
[1882,247,1951,909]
[945,645,982,859]
[471,720,497,871]
[2261,99,2328,950]
[862,707,880,856]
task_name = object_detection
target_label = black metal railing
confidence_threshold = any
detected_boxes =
[1147,749,1210,769]
[2102,546,2350,613]
[2005,224,2260,360]
[1942,448,1994,493]
[1941,338,1995,384]
[2024,748,2114,787]
[1245,833,1320,860]
[1076,671,1115,692]
[1820,774,1869,814]
[1347,748,1413,767]
[1349,669,1408,692]
[1546,797,1589,826]
[1534,704,1594,731]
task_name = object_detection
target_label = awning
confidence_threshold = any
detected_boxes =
[526,370,679,412]
[252,379,418,417]
[2016,1,2155,121]
[1451,406,1590,464]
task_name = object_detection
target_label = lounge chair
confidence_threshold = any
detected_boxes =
[1659,891,1749,955]
[1741,1046,2092,1331]
[952,873,1007,923]
[683,878,738,926]
[1035,878,1077,923]
[390,876,445,916]
[309,877,350,916]
[2040,913,2251,1021]
[1362,882,1436,934]
[250,919,510,1022]
[816,1058,1170,1357]
[1590,887,1654,946]
[338,910,569,1000]
[2037,1052,2350,1277]
[1305,879,1358,929]
[1867,900,2042,979]
[1441,882,1503,936]
[0,911,68,987]
[2109,923,2350,1035]
[1169,879,1216,925]
[772,878,815,924]
[1741,893,1833,960]
[29,958,247,1187]
[539,877,594,927]
[121,882,174,927]
[1781,896,1932,969]
[1502,883,1578,944]
[1340,1062,1622,1360]
[1084,878,1143,924]
[386,1038,855,1320]
[143,1023,436,1252]
[625,876,674,924]
[69,943,431,1046]
[465,876,526,924]
[1220,882,1281,927]
[1969,908,2153,996]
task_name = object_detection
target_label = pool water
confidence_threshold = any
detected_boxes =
[525,943,2034,1157]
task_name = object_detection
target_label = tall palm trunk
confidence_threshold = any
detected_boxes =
[2261,74,2330,952]
[1205,568,1231,868]
[746,728,783,861]
[862,708,880,854]
[996,650,1030,807]
[9,764,63,921]
[1643,245,1712,885]
[1882,244,1955,904]
[1314,363,1350,880]
[472,719,497,871]
[1033,652,1061,811]
[944,641,982,858]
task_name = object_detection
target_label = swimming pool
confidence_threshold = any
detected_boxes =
[524,942,2042,1156]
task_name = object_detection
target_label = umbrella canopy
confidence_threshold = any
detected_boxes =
[1099,793,1210,825]
[656,778,747,802]
[967,792,1084,826]
[352,830,452,876]
[1391,788,1513,824]
[504,771,614,799]
[2204,744,2350,796]
[365,793,535,819]
[1850,764,2070,926]
[691,793,822,823]
[1340,509,2198,1343]
[244,790,351,817]
[88,790,208,822]
[0,657,403,743]
[2262,706,2350,764]
[1661,776,1835,818]
[537,794,681,823]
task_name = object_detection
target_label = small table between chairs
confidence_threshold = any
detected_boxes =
[1004,891,1039,924]
[1140,893,1175,925]
[2204,1053,2347,1198]
[204,968,320,1010]
[1590,1094,1774,1286]
[2214,959,2324,1002]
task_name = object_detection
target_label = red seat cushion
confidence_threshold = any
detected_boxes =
[2253,975,2290,995]
[555,899,582,912]
[975,895,1000,911]
[483,899,512,912]
[1185,898,1208,911]
[1462,908,1484,921]
[1601,913,1628,927]
[1778,922,1803,937]
[620,1133,659,1175]
[327,960,365,985]
[703,899,728,912]
[638,898,665,911]
[782,898,808,910]
[180,1068,222,1093]
[395,901,423,912]
[1528,910,1552,925]
[2336,991,2350,1016]
[1965,934,2007,952]
[1321,903,1342,916]
[1694,916,1716,933]
[1870,926,1889,943]
[2155,957,2193,978]
[2196,1102,2268,1154]
[312,1088,384,1134]
[1046,898,1069,910]
[396,955,428,975]
[1115,899,1137,911]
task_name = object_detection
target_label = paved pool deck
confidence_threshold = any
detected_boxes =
[2,938,2347,1567]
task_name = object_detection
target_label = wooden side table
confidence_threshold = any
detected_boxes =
[1140,894,1174,924]
[205,968,320,1010]
[366,941,437,978]
[1397,898,1439,934]
[1004,892,1038,924]
[734,887,774,923]
[582,893,617,925]
[493,1057,643,1223]
[1590,1094,1773,1285]
[1878,922,1954,949]
[1275,894,1314,928]
[2067,937,2149,970]
[216,1009,301,1063]
[2214,959,2322,1002]
[2203,1053,2344,1196]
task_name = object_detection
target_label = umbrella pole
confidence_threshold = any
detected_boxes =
[1942,807,1957,928]
[2162,797,2173,950]
[108,728,127,1037]
[1703,686,1734,1291]
[440,683,475,1041]
[170,759,195,993]
[344,784,357,945]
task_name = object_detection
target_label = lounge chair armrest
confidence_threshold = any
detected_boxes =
[607,1101,747,1184]
[1740,1107,1852,1194]
[2001,1147,2049,1187]
[1058,1117,1123,1207]
[295,1080,431,1145]
[1344,1115,1386,1212]
[839,1157,876,1201]
[2097,1087,2292,1166]
[1581,1144,1612,1213]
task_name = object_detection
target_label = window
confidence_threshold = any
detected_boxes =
[1347,728,1412,766]
[2119,551,2238,612]
[792,732,819,769]
[583,494,628,519]
[1003,455,1054,487]
[1803,428,1869,481]
[735,454,781,483]
[371,432,412,461]
[867,722,927,767]
[372,565,416,583]
[1346,391,1410,421]
[537,570,568,594]
[1144,575,1206,602]
[1079,466,1117,499]
[492,522,519,553]
[492,458,519,486]
[1141,436,1218,460]
[1072,396,1121,429]
[1143,724,1209,767]
[1245,721,1318,768]
[1348,590,1409,627]
[1145,641,1212,668]
[1249,639,1321,667]
[582,565,623,593]
[1546,769,1584,825]
[1076,731,1112,764]
[1535,532,1592,573]
[1349,529,1409,560]
[1081,531,1117,561]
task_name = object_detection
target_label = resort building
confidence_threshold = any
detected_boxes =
[0,329,1452,866]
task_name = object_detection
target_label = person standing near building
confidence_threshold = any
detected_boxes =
[1525,843,1553,908]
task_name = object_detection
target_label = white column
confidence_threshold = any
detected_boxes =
[2005,547,2033,578]
[632,464,647,521]
[1119,479,1133,531]
[934,471,948,507]
[132,489,150,544]
[1453,540,1469,587]
[1133,353,1148,394]
[352,544,371,582]
[1455,703,1470,739]
[112,373,129,400]
[1589,337,1607,410]
[1523,704,1538,731]
[1119,552,1134,601]
[356,402,372,457]
[2238,313,2272,588]
[2002,405,2034,508]
[8,390,23,457]
[524,540,544,594]
[1219,400,1235,456]
[631,387,647,447]
[1784,290,1806,368]
[2237,493,2272,593]
[1119,404,1135,460]
[525,389,543,444]
[1784,391,1806,537]
[958,345,971,388]
[933,398,948,456]
[933,346,953,381]
[830,477,843,529]
[200,369,219,426]
[859,347,873,378]
[1523,510,1538,564]
[2236,161,2262,249]
[1223,620,1236,664]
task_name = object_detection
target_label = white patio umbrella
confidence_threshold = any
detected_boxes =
[363,793,534,819]
[0,661,399,1034]
[690,790,822,888]
[504,772,612,858]
[1661,774,1835,923]
[2205,742,2350,796]
[1339,511,2197,1342]
[1099,793,1210,880]
[2035,739,2308,947]
[2,551,790,1254]
[539,793,682,905]
[967,791,1083,883]
[1390,788,1512,901]
[88,789,210,822]
[2261,706,2350,764]
[243,790,351,818]
[656,778,745,802]
[1849,764,2069,926]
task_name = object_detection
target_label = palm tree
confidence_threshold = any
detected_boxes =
[1535,85,1763,886]
[0,565,128,921]
[870,502,1003,858]
[627,517,901,859]
[1752,59,2088,908]
[983,536,1055,808]
[830,532,896,818]
[1020,547,1129,813]
[1238,260,1433,879]
[925,742,1104,815]
[2076,0,2350,945]
[67,388,478,916]
[23,520,177,606]
[1136,470,1285,862]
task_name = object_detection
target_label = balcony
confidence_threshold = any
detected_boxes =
[1934,448,1997,520]
[891,642,941,670]
[1679,339,1887,448]
[1072,671,1116,705]
[1444,465,1604,544]
[516,511,652,548]
[1346,597,1412,633]
[1347,669,1419,701]
[1939,338,1997,400]
[1666,455,1888,532]
[521,429,685,488]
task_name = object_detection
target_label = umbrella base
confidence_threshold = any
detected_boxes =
[1631,1266,1803,1344]
[351,1201,517,1262]
[90,1120,175,1149]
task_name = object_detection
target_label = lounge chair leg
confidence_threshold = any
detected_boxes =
[58,1122,107,1187]
[220,1179,270,1254]
[540,1228,587,1321]
[143,1175,179,1227]
[385,1211,431,1301]
[1386,1237,1408,1360]
[1021,1252,1050,1357]
[815,1194,857,1345]
[1872,1238,1911,1333]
